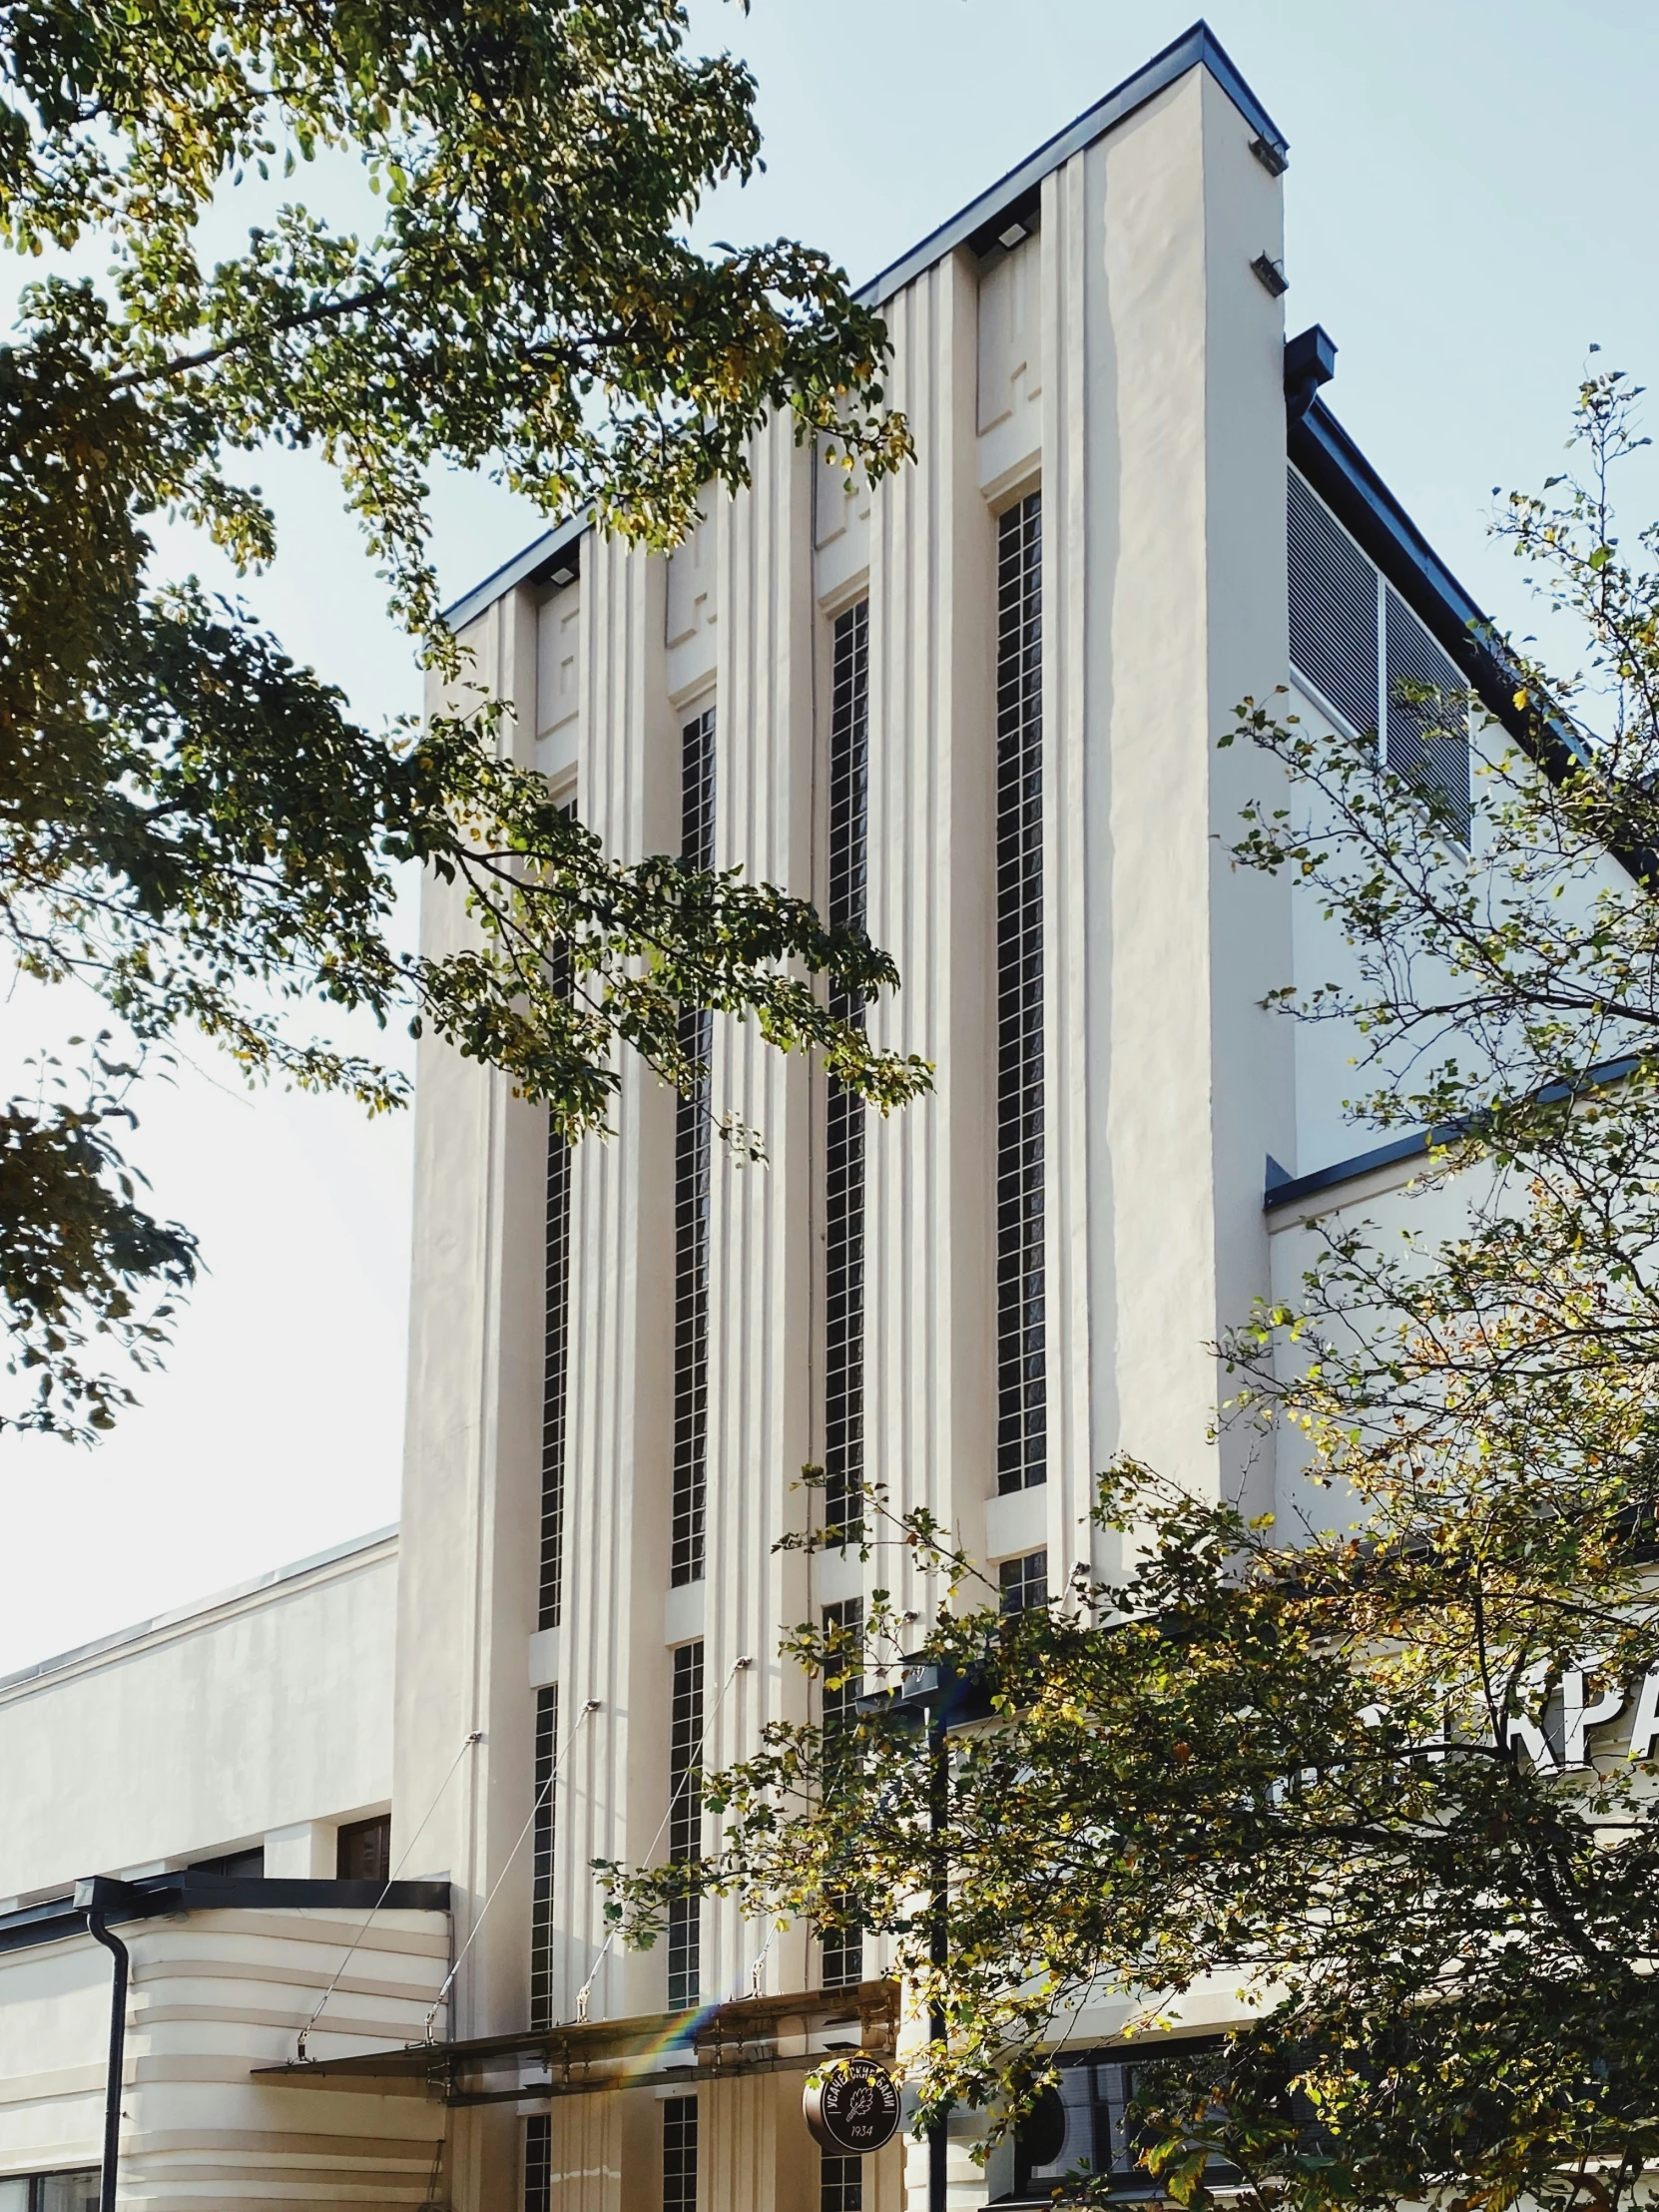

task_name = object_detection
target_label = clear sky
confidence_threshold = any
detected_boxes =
[5,0,1657,1674]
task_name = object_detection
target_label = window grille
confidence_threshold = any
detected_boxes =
[335,1814,390,1883]
[995,492,1047,1495]
[663,2096,699,2212]
[540,1090,572,1630]
[1384,587,1471,837]
[668,1639,705,2010]
[540,804,576,1631]
[822,2149,863,2211]
[826,600,869,1544]
[524,2114,552,2212]
[820,1597,863,1990]
[1288,468,1379,737]
[674,708,717,1586]
[999,1548,1048,1617]
[529,1685,557,2031]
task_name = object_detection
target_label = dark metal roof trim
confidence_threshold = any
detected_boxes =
[1289,398,1589,786]
[857,21,1287,308]
[1264,1057,1642,1215]
[441,509,586,634]
[1264,1130,1429,1213]
[0,1874,450,1957]
[440,25,1287,632]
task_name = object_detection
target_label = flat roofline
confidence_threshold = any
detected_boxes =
[440,21,1283,631]
[0,1523,398,1697]
[857,20,1286,307]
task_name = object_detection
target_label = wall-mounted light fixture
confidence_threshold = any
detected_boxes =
[1251,253,1289,298]
[1250,134,1289,177]
[997,221,1028,251]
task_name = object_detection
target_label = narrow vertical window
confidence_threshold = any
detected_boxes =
[540,805,576,1631]
[524,2114,552,2212]
[663,2095,699,2212]
[541,1103,571,1628]
[995,492,1047,1493]
[998,1547,1048,1616]
[674,708,716,1586]
[819,1597,864,1990]
[826,599,869,1543]
[822,2147,863,2211]
[528,1684,557,2030]
[667,1638,705,2010]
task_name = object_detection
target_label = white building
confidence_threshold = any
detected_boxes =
[0,21,1541,2212]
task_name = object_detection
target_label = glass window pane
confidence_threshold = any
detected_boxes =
[0,2177,30,2212]
[39,2172,102,2212]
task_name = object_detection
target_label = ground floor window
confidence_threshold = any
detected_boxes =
[0,2173,100,2212]
[523,2113,551,2212]
[822,2147,862,2210]
[663,2095,698,2211]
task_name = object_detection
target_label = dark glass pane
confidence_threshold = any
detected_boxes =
[335,1816,391,1884]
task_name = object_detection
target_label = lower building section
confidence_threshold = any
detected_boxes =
[513,2074,906,2212]
[0,1905,447,2210]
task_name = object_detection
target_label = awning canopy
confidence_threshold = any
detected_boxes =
[253,1977,901,2106]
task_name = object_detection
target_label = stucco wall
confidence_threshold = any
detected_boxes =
[0,1531,396,1902]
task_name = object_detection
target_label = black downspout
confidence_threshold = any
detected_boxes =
[84,1911,129,2212]
[927,1713,949,2212]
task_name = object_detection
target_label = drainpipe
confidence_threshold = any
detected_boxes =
[74,1879,138,2212]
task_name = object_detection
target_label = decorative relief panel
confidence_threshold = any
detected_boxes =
[536,580,581,781]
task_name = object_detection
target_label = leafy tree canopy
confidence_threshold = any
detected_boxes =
[0,0,924,1436]
[609,374,1659,2212]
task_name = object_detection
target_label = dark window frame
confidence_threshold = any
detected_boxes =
[995,491,1048,1495]
[667,1639,705,2011]
[825,599,870,1547]
[335,1815,391,1884]
[673,707,717,1587]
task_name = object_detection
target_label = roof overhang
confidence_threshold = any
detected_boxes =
[439,21,1287,633]
[857,20,1286,308]
[254,1976,900,2105]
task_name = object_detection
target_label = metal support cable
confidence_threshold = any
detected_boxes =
[573,1654,751,2023]
[296,1728,483,2060]
[423,1697,603,2042]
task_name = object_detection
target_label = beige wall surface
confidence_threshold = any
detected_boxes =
[0,1907,446,2203]
[382,40,1498,2212]
[0,1533,396,1905]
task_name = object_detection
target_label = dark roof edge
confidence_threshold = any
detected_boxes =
[1292,391,1657,883]
[1265,1056,1643,1215]
[441,507,587,634]
[1290,399,1587,784]
[856,21,1286,309]
[440,24,1286,632]
[0,1874,451,1958]
[1264,1131,1429,1213]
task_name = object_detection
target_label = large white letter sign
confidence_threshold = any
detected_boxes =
[1629,1671,1659,1762]
[1562,1670,1627,1768]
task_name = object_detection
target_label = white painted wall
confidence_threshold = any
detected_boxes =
[0,1531,396,1902]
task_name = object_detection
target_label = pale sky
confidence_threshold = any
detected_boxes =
[4,0,1656,1674]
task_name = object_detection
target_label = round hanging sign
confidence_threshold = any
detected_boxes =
[803,2054,902,2155]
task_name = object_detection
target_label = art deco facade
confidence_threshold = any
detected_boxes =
[0,23,1523,2212]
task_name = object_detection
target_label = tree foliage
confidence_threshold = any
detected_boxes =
[610,374,1659,2212]
[0,0,923,1435]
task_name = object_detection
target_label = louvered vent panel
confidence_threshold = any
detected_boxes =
[1384,587,1471,840]
[1288,469,1380,734]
